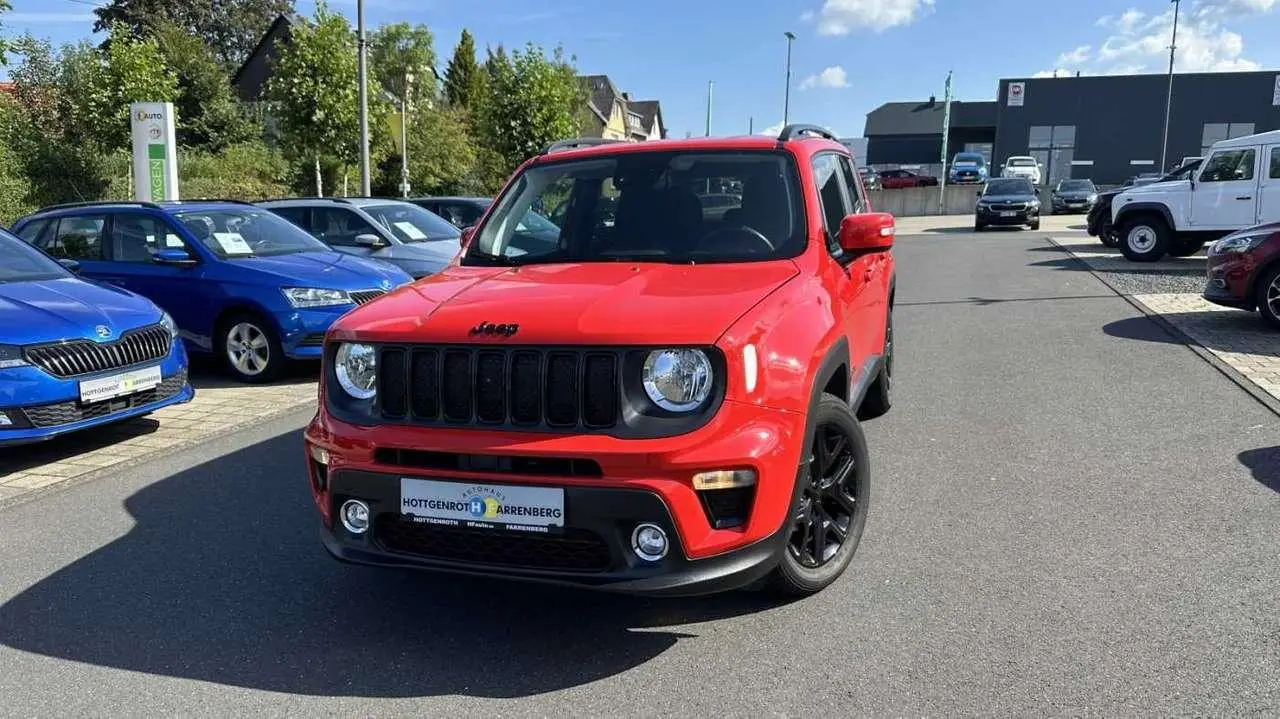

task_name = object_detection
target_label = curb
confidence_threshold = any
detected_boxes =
[1045,235,1280,419]
[0,395,317,513]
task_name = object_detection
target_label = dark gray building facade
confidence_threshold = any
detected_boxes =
[866,70,1280,185]
[863,99,996,170]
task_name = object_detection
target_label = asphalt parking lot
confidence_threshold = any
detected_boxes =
[1,227,1277,716]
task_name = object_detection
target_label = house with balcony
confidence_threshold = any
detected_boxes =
[579,75,666,142]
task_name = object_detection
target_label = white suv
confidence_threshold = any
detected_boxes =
[1110,129,1280,262]
[1001,156,1042,185]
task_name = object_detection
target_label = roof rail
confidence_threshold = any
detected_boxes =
[35,200,163,213]
[541,138,625,154]
[777,124,838,142]
[157,198,258,206]
[256,196,354,204]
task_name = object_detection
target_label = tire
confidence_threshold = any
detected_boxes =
[769,394,871,597]
[1028,220,1041,231]
[974,222,985,232]
[219,311,285,383]
[1099,224,1119,248]
[1118,214,1171,263]
[858,307,893,420]
[1255,264,1280,330]
[1168,238,1205,257]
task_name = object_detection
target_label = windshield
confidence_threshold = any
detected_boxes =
[0,229,70,283]
[363,203,460,243]
[1162,160,1202,181]
[476,199,563,235]
[1008,158,1036,167]
[1057,180,1095,192]
[174,208,332,259]
[467,150,804,266]
[955,154,985,165]
[983,179,1035,195]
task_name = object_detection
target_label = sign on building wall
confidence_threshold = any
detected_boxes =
[1273,74,1280,106]
[1008,81,1025,107]
[130,102,179,202]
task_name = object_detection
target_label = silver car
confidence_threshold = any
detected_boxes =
[258,197,462,279]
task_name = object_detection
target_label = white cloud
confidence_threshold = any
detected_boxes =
[1041,0,1274,76]
[808,0,935,35]
[758,121,785,136]
[800,66,850,90]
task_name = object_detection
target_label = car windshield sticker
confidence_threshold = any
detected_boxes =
[394,221,427,240]
[213,231,253,255]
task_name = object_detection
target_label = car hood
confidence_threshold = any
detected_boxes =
[1114,179,1190,205]
[0,277,162,345]
[229,251,410,290]
[1053,191,1095,199]
[981,194,1039,203]
[329,260,801,346]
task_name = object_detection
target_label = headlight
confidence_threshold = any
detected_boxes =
[334,343,377,400]
[282,287,353,309]
[1210,233,1269,255]
[0,344,29,370]
[159,311,178,338]
[1087,193,1098,203]
[642,349,713,412]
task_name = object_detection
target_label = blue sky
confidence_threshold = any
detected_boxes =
[7,0,1280,139]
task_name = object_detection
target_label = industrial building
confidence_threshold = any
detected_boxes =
[864,70,1280,185]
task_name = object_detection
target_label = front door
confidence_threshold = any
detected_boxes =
[1191,147,1260,230]
[1258,145,1280,225]
[312,206,382,259]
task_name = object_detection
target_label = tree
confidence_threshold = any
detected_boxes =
[442,30,484,109]
[370,22,436,105]
[92,0,292,68]
[0,1,13,63]
[152,22,256,150]
[266,2,384,194]
[475,43,584,174]
[58,30,178,152]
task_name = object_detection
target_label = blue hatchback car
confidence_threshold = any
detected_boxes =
[0,228,193,447]
[11,200,413,383]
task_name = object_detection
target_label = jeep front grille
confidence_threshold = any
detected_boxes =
[23,324,172,379]
[375,346,620,430]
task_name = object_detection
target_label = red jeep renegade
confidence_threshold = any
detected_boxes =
[303,124,897,597]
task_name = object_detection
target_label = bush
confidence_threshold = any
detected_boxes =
[176,142,291,201]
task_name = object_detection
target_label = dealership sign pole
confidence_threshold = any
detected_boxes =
[939,70,952,214]
[130,102,178,202]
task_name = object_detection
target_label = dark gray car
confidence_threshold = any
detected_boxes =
[258,197,461,279]
[1049,178,1098,214]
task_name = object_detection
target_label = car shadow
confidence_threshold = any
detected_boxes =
[918,225,1027,234]
[186,355,319,391]
[0,430,790,698]
[1028,256,1205,275]
[1238,447,1280,493]
[1103,313,1279,353]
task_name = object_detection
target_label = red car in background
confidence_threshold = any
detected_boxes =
[1203,222,1280,329]
[877,169,939,189]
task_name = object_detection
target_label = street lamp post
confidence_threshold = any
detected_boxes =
[1159,0,1181,172]
[356,0,371,197]
[783,31,796,125]
[705,80,713,137]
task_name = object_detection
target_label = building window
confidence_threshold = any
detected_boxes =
[1201,123,1255,156]
[627,112,643,131]
[1028,125,1076,184]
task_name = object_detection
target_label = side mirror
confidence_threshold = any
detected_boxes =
[57,258,81,273]
[153,248,197,266]
[354,233,386,248]
[460,226,476,248]
[838,212,895,252]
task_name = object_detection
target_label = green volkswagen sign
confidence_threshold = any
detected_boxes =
[130,102,179,201]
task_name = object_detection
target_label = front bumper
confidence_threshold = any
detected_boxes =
[0,342,194,447]
[278,306,361,360]
[1202,253,1258,311]
[1051,198,1094,213]
[976,206,1039,225]
[304,398,809,596]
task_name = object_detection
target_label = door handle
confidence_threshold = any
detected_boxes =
[1236,196,1253,200]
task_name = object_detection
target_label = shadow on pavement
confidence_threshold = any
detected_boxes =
[1103,313,1278,354]
[1029,256,1205,275]
[0,430,787,698]
[0,418,161,475]
[900,294,1115,308]
[1238,447,1280,493]
[186,355,320,391]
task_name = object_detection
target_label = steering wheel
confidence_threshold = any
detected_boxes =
[697,226,774,255]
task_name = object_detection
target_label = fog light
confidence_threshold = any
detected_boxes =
[309,444,330,465]
[1211,278,1227,289]
[631,523,669,562]
[340,499,370,534]
[692,469,756,491]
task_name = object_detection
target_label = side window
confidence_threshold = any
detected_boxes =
[1270,147,1280,180]
[312,207,379,247]
[43,215,107,260]
[837,155,866,213]
[107,213,187,263]
[1199,149,1256,182]
[454,203,485,228]
[16,219,48,243]
[812,154,851,256]
[271,206,311,230]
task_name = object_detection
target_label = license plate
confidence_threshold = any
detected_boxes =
[79,365,162,403]
[1000,211,1017,217]
[400,478,565,533]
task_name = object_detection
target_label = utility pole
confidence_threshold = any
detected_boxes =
[1159,0,1180,172]
[400,73,414,198]
[705,80,713,137]
[749,116,754,134]
[356,0,371,196]
[783,31,796,125]
[938,70,953,215]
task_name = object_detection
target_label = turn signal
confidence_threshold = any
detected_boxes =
[691,469,757,491]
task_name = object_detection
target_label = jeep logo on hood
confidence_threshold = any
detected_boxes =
[469,321,518,337]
